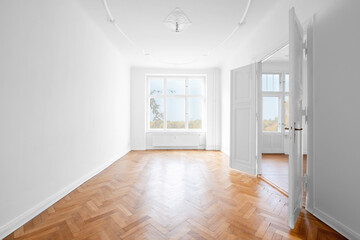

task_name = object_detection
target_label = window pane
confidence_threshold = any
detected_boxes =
[149,77,163,95]
[285,74,290,92]
[188,98,202,129]
[263,97,280,132]
[149,98,164,129]
[167,78,185,95]
[284,95,289,131]
[188,78,204,95]
[262,74,281,92]
[167,98,185,128]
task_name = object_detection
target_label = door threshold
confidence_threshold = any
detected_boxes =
[258,175,288,197]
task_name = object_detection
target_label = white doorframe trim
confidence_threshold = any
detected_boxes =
[304,15,315,213]
[255,62,262,174]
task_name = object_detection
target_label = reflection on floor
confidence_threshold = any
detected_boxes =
[261,154,307,193]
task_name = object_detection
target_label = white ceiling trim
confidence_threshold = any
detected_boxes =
[101,0,253,66]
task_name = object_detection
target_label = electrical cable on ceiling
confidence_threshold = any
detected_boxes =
[101,0,253,65]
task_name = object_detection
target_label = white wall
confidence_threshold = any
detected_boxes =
[310,0,360,238]
[131,67,221,150]
[262,61,289,72]
[0,0,131,237]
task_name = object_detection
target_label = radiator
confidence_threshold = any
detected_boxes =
[152,134,200,147]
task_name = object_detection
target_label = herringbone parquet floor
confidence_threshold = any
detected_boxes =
[5,150,345,240]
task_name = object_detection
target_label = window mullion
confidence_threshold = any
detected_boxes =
[185,78,189,130]
[280,73,284,133]
[164,78,167,131]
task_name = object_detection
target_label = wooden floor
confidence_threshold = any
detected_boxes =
[261,154,307,194]
[5,150,344,240]
[261,154,290,193]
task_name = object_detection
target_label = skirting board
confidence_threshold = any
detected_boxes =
[146,146,205,150]
[0,147,131,240]
[308,207,360,240]
[205,145,221,151]
[221,147,230,156]
[230,161,256,176]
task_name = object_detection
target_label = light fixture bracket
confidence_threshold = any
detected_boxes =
[163,7,192,33]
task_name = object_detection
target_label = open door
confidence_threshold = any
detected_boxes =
[288,7,305,229]
[230,63,258,175]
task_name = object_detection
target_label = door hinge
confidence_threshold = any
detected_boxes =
[302,174,308,192]
[303,40,308,57]
[302,175,308,183]
[302,107,308,124]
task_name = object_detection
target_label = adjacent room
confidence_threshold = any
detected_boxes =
[259,45,308,194]
[1,0,359,239]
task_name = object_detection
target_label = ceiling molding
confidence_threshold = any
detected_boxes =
[101,0,253,66]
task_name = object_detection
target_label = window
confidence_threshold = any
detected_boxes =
[284,74,290,130]
[262,73,290,133]
[262,74,281,92]
[263,96,281,132]
[147,75,205,131]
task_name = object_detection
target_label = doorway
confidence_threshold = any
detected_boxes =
[260,45,291,193]
[258,44,307,195]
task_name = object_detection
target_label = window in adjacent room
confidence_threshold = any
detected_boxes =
[262,73,290,132]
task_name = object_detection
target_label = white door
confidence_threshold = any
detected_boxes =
[288,7,304,229]
[230,63,257,175]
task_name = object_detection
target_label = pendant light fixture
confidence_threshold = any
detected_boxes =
[163,7,192,33]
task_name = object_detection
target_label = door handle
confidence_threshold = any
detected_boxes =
[285,127,302,131]
[292,123,303,143]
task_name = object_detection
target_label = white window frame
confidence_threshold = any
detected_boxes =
[262,72,289,134]
[146,74,207,132]
[283,73,290,133]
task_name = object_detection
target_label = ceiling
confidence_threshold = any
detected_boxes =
[265,45,289,62]
[78,0,282,68]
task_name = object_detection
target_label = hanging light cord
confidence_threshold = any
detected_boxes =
[101,0,253,65]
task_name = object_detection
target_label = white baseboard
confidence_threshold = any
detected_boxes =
[230,161,256,176]
[262,149,284,154]
[308,207,360,240]
[145,146,205,150]
[206,145,221,151]
[221,147,230,156]
[0,147,130,240]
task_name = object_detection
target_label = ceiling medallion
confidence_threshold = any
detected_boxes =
[163,7,192,33]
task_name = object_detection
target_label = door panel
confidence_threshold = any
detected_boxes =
[262,133,284,153]
[288,7,304,229]
[230,64,257,175]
